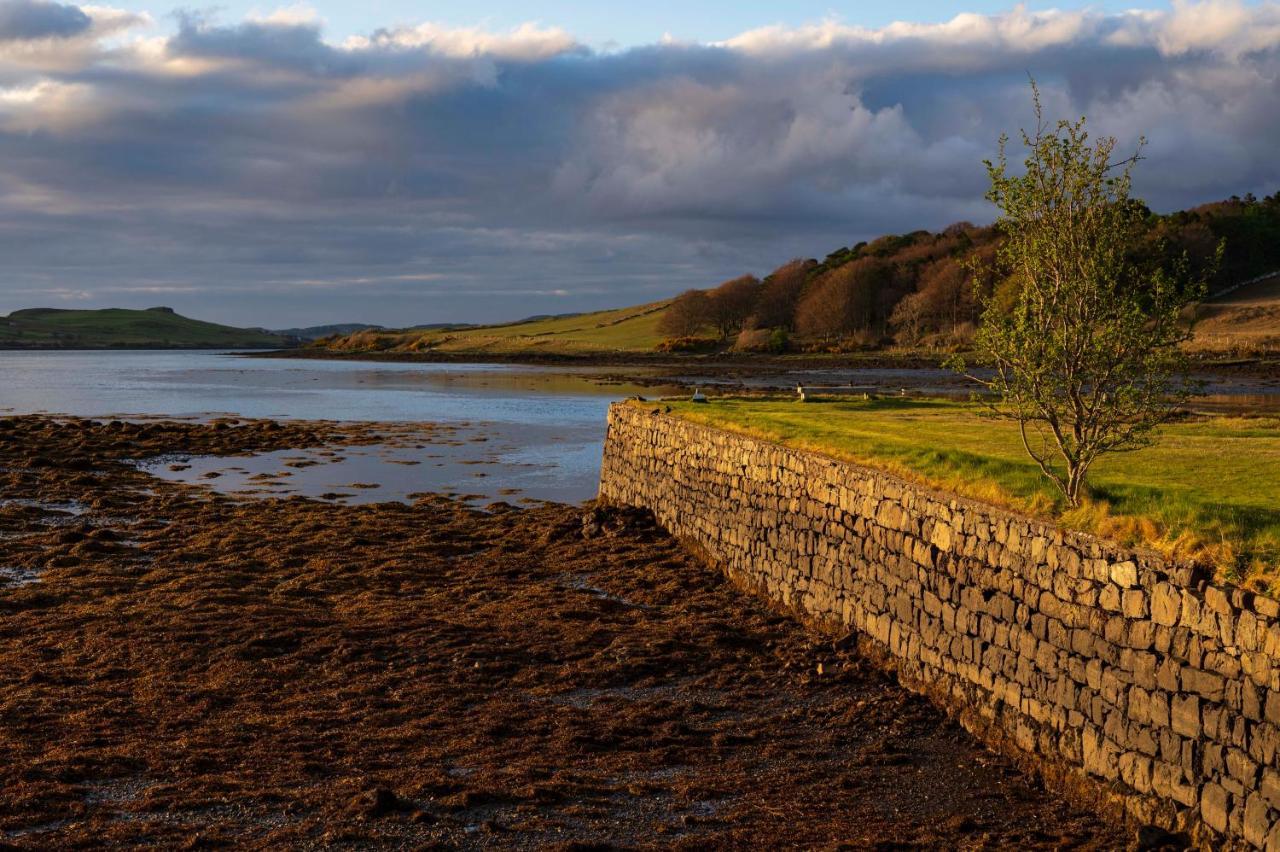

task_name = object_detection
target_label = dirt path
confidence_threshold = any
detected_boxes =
[0,416,1128,849]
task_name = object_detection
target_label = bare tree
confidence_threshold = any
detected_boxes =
[917,257,971,333]
[752,259,813,329]
[658,289,712,338]
[889,290,928,343]
[794,258,886,340]
[706,275,761,340]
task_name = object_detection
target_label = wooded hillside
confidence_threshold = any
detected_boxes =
[661,191,1280,353]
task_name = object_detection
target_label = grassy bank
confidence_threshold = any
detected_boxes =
[663,397,1280,591]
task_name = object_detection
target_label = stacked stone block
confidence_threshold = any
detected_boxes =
[598,403,1280,849]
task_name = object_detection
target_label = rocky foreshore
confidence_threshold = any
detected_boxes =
[0,415,1125,848]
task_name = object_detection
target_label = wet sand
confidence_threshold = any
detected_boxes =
[0,416,1127,849]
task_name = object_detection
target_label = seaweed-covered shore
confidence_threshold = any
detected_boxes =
[0,416,1126,849]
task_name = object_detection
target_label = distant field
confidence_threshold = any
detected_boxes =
[320,302,670,355]
[0,307,288,349]
[664,397,1280,591]
[1190,273,1280,356]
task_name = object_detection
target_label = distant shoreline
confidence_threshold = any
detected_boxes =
[0,344,290,352]
[248,347,951,371]
[250,345,1280,379]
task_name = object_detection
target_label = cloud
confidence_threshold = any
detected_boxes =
[346,21,583,62]
[246,3,321,28]
[0,2,1277,326]
[0,0,90,41]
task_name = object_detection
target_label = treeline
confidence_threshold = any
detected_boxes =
[659,190,1280,352]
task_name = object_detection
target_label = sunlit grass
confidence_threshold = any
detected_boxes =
[662,396,1280,593]
[333,302,671,355]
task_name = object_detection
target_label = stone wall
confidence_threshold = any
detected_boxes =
[598,402,1280,849]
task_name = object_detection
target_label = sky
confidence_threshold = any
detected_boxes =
[128,1,1184,49]
[0,1,1277,327]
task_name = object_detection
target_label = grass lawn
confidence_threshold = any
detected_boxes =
[663,397,1280,591]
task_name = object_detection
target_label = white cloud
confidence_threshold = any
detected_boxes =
[245,3,320,28]
[344,21,581,62]
[1156,0,1280,56]
[0,77,100,131]
[0,1,1276,323]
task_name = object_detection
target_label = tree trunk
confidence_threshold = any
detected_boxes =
[1065,463,1084,507]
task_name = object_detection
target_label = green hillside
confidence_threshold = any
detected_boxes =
[318,301,669,356]
[0,307,291,350]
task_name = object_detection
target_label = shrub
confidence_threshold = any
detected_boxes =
[655,336,720,353]
[732,328,772,352]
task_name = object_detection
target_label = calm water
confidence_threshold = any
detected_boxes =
[4,350,1278,507]
[0,350,667,422]
[0,351,673,505]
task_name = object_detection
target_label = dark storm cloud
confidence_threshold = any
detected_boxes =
[0,2,1278,326]
[0,0,89,41]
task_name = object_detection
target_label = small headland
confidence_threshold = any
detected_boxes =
[0,307,291,350]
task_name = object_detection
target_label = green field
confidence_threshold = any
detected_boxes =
[0,307,289,349]
[663,397,1280,590]
[319,302,669,355]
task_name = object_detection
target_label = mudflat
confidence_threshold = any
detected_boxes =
[0,416,1125,848]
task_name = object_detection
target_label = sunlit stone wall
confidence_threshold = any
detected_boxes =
[599,402,1280,850]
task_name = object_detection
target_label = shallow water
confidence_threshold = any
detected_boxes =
[140,423,604,507]
[0,350,670,422]
[4,350,1278,506]
[0,351,664,504]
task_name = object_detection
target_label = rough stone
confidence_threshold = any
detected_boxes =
[1263,768,1280,810]
[1151,583,1180,627]
[1110,561,1138,589]
[1171,695,1200,738]
[1183,667,1226,703]
[1245,793,1273,848]
[1201,782,1229,834]
[598,404,1279,852]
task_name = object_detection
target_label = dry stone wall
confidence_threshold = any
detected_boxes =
[598,402,1280,849]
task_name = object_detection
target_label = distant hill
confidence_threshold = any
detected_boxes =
[312,190,1280,360]
[315,302,668,356]
[0,307,292,350]
[266,323,383,340]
